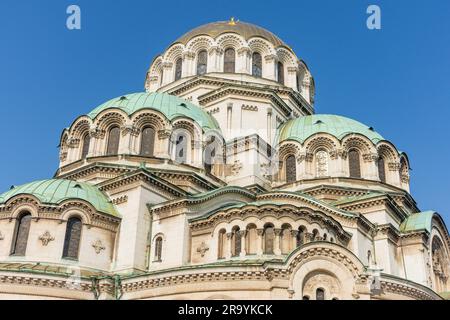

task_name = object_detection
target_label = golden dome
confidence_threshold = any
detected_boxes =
[173,19,288,48]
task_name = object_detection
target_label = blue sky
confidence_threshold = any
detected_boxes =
[0,0,449,223]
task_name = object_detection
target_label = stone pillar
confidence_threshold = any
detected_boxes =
[287,66,299,91]
[239,230,247,257]
[208,46,223,73]
[305,232,314,243]
[182,51,195,77]
[237,47,251,74]
[291,230,299,250]
[363,153,379,180]
[161,62,173,86]
[274,229,282,255]
[264,54,278,81]
[156,129,171,158]
[267,108,273,145]
[256,229,264,255]
[225,232,232,259]
[119,125,135,154]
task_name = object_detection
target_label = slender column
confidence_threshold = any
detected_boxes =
[274,229,282,255]
[225,232,232,259]
[291,230,298,250]
[239,230,247,257]
[264,54,278,81]
[256,229,264,255]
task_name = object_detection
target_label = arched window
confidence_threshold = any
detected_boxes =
[204,136,218,175]
[348,149,361,178]
[154,237,163,261]
[302,295,310,300]
[378,157,386,183]
[280,224,292,254]
[264,224,275,254]
[277,61,284,85]
[297,226,306,247]
[252,52,262,77]
[175,58,182,80]
[11,212,32,256]
[106,126,120,155]
[62,217,82,259]
[246,224,257,255]
[323,233,327,241]
[285,155,297,183]
[140,126,155,157]
[81,133,90,159]
[316,288,325,300]
[218,229,226,259]
[312,229,319,241]
[224,48,235,73]
[197,50,208,75]
[231,226,241,257]
[174,133,188,164]
[316,150,329,177]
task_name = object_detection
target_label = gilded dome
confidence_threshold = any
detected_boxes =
[173,19,288,49]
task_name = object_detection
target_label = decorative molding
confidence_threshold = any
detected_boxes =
[92,240,106,254]
[241,104,258,112]
[111,196,128,205]
[38,231,55,246]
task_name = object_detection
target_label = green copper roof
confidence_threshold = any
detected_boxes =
[400,211,436,233]
[87,92,220,132]
[277,114,384,144]
[0,179,119,217]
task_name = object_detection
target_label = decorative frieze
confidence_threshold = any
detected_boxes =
[111,196,128,205]
[363,153,379,162]
[388,162,401,171]
[241,104,258,112]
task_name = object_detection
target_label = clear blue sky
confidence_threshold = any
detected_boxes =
[0,0,449,224]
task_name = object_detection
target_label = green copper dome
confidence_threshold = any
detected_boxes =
[277,114,384,144]
[0,179,119,217]
[87,92,220,132]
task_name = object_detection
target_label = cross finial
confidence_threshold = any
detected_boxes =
[228,17,237,25]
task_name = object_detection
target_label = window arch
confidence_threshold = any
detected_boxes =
[252,52,262,77]
[316,288,325,300]
[140,126,155,157]
[106,126,120,155]
[231,226,241,257]
[312,229,319,241]
[174,132,188,164]
[197,50,208,75]
[218,229,226,259]
[81,133,90,159]
[277,61,284,85]
[11,212,32,256]
[62,217,82,259]
[264,224,275,254]
[285,155,297,183]
[348,149,361,178]
[378,157,386,183]
[154,236,163,261]
[204,136,218,175]
[316,150,329,177]
[246,224,257,255]
[224,48,235,73]
[174,58,182,80]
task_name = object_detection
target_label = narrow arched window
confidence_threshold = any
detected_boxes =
[174,133,188,164]
[62,217,82,259]
[197,50,207,75]
[204,136,217,175]
[378,157,386,183]
[155,237,163,261]
[218,229,226,259]
[11,212,32,256]
[140,126,155,157]
[316,288,325,300]
[246,224,257,255]
[285,155,297,183]
[81,133,90,159]
[316,150,329,177]
[231,226,241,257]
[106,126,120,155]
[224,48,235,73]
[348,149,361,178]
[264,224,275,254]
[175,58,182,80]
[252,52,262,77]
[277,61,284,85]
[297,226,306,247]
[312,229,319,241]
[302,296,310,300]
[280,224,292,254]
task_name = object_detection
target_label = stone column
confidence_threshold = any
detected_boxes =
[161,62,173,86]
[256,228,264,255]
[239,230,247,257]
[237,47,251,74]
[291,230,299,250]
[182,51,195,77]
[363,153,379,180]
[225,232,232,259]
[287,66,299,91]
[274,229,282,255]
[208,46,223,73]
[264,54,278,81]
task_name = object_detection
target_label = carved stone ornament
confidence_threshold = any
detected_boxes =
[39,231,54,246]
[196,242,209,257]
[92,240,106,254]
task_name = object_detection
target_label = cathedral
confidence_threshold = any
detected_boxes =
[0,19,449,300]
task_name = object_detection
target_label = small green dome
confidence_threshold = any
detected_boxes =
[87,92,220,132]
[0,179,118,217]
[277,114,384,144]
